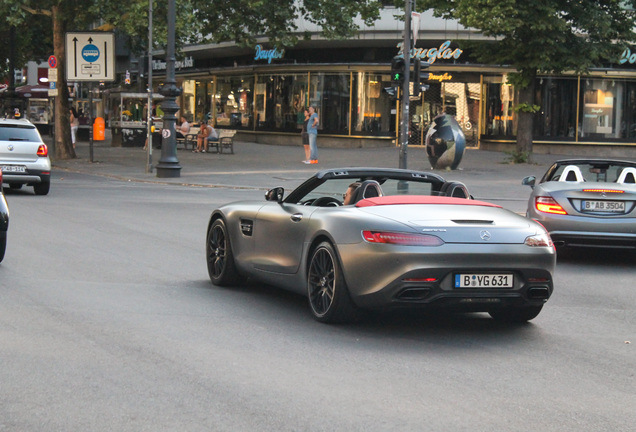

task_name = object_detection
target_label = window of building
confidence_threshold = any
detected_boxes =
[483,76,516,137]
[255,73,308,132]
[309,73,351,135]
[534,77,578,140]
[215,75,253,129]
[352,73,396,137]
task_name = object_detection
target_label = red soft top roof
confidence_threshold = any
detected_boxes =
[356,195,501,208]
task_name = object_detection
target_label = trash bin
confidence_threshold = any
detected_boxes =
[93,117,105,141]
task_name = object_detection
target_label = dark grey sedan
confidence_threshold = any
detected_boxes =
[207,168,556,324]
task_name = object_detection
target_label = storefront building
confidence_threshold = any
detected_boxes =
[143,8,636,155]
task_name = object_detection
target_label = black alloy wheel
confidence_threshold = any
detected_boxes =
[206,218,241,286]
[307,241,356,323]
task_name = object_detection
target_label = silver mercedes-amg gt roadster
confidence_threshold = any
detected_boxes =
[207,168,556,324]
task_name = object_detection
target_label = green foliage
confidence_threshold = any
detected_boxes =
[514,103,541,114]
[504,149,531,164]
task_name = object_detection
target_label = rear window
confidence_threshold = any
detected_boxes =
[0,125,42,142]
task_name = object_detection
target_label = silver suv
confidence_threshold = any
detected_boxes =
[0,118,51,195]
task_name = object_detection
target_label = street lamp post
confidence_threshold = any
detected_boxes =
[156,0,181,178]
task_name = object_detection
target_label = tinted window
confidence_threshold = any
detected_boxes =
[0,125,41,142]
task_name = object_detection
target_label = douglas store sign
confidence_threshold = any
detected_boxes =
[254,45,285,64]
[397,40,462,64]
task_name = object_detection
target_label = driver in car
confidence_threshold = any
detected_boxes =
[342,182,361,205]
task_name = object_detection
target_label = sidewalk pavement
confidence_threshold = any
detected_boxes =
[44,134,620,212]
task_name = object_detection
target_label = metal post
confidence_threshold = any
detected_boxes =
[146,0,154,173]
[156,0,181,178]
[88,82,94,163]
[399,0,412,171]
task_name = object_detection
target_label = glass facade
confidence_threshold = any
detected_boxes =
[483,75,636,144]
[180,71,397,138]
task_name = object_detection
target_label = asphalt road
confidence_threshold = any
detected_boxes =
[1,172,634,431]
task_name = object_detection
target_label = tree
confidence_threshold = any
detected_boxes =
[192,0,383,48]
[416,0,636,155]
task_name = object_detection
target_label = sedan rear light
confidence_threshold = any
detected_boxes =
[37,144,48,157]
[535,196,567,215]
[363,230,444,246]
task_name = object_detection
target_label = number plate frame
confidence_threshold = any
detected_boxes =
[581,200,625,213]
[454,273,514,289]
[0,165,27,173]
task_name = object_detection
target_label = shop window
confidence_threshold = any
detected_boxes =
[255,74,308,132]
[534,77,578,140]
[215,76,253,129]
[352,73,395,137]
[181,80,196,122]
[580,79,621,140]
[308,73,350,135]
[483,77,516,137]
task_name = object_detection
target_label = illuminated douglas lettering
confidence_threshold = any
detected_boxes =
[427,73,453,82]
[255,45,285,64]
[619,48,636,65]
[397,40,462,64]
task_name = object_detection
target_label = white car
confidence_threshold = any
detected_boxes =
[0,118,51,195]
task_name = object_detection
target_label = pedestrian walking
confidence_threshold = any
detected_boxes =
[307,106,319,164]
[70,108,79,149]
[301,108,311,164]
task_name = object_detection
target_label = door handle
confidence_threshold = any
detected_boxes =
[290,213,303,222]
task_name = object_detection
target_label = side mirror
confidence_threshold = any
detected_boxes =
[522,176,536,188]
[265,187,284,203]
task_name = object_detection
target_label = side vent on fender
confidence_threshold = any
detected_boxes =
[240,219,254,236]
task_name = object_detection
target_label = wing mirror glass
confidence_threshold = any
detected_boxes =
[265,187,284,203]
[522,176,536,188]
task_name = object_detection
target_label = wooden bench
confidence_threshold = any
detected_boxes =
[209,129,236,154]
[179,127,199,150]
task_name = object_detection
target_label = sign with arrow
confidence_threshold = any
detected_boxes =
[65,32,115,82]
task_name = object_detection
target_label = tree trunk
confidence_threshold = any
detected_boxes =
[515,77,536,156]
[53,6,75,160]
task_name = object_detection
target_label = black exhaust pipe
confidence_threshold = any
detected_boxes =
[527,286,550,300]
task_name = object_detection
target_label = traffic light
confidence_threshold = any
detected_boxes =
[383,86,398,100]
[411,58,430,98]
[391,56,405,84]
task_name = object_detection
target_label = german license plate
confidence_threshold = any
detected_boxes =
[455,274,513,288]
[582,200,625,213]
[1,165,26,173]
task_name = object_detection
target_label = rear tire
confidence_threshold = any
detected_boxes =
[33,181,50,196]
[489,305,543,323]
[307,241,357,323]
[206,218,242,286]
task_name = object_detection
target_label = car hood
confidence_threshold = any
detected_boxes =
[357,203,537,244]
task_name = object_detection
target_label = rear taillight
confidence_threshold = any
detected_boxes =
[362,230,444,246]
[535,196,567,215]
[524,233,554,248]
[37,144,48,157]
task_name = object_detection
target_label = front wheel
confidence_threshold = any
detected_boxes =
[206,218,242,286]
[307,241,357,323]
[489,305,543,323]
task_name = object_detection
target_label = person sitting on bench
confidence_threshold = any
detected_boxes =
[194,121,218,153]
